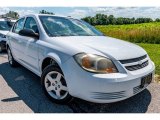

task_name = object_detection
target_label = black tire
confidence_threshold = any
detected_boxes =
[41,64,73,104]
[0,45,2,53]
[0,41,6,52]
[7,47,19,67]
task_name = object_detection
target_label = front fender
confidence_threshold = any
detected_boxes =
[39,52,61,73]
[39,52,72,74]
[47,52,62,66]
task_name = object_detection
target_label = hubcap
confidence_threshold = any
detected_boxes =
[44,71,68,100]
[8,49,12,65]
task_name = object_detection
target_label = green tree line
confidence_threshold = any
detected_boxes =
[39,10,54,15]
[82,14,160,25]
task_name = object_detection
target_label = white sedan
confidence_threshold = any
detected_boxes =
[6,14,155,104]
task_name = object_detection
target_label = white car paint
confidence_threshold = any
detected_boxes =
[48,36,147,60]
[0,30,9,35]
[7,14,155,103]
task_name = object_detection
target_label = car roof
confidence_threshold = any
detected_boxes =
[20,14,75,19]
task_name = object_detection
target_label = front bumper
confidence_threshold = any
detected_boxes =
[62,57,155,103]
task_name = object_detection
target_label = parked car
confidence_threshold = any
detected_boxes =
[0,18,16,52]
[6,14,155,104]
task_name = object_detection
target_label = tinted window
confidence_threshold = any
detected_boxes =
[39,16,103,37]
[24,17,39,34]
[13,18,25,34]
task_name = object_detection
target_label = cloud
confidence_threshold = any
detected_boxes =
[15,9,36,17]
[0,7,36,17]
[0,7,10,15]
[88,7,160,19]
[1,7,160,19]
[68,9,88,18]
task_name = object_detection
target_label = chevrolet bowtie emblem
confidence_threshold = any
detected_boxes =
[138,60,143,65]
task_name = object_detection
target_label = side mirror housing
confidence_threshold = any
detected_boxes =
[19,29,39,39]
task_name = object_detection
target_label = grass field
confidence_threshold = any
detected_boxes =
[95,23,160,75]
[96,22,160,44]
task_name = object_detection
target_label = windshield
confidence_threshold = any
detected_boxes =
[39,16,104,37]
[0,21,12,31]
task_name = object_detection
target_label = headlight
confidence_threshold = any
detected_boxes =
[74,53,118,73]
[0,33,6,38]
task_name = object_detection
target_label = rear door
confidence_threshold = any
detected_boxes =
[8,18,25,61]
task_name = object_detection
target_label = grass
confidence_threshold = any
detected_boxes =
[95,23,160,75]
[96,22,160,44]
[137,43,160,75]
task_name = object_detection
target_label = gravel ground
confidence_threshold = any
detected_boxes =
[0,53,160,113]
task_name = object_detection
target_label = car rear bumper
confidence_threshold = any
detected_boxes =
[62,57,155,103]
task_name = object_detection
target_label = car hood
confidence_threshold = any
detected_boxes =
[51,36,147,60]
[0,30,9,35]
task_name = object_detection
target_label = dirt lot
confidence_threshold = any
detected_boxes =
[0,53,160,113]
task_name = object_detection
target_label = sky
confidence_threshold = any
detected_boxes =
[0,7,160,19]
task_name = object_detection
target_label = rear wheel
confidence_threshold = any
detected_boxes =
[7,48,18,67]
[41,65,73,104]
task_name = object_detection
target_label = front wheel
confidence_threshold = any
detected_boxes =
[41,65,73,104]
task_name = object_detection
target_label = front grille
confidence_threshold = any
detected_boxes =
[125,60,149,71]
[91,91,126,100]
[119,55,149,71]
[120,55,147,64]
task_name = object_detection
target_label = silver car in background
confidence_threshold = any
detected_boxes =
[0,17,16,52]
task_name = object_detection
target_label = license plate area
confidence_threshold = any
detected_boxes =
[140,73,152,88]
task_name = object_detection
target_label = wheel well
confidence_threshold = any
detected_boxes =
[41,57,60,72]
[6,44,9,49]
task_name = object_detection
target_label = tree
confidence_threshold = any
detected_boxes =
[81,13,156,25]
[95,14,103,25]
[5,11,19,19]
[116,17,124,25]
[155,18,160,22]
[108,15,116,25]
[39,10,54,15]
[130,17,135,24]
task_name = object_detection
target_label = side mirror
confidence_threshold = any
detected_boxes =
[19,29,39,39]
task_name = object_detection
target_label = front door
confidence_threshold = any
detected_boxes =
[20,17,40,74]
